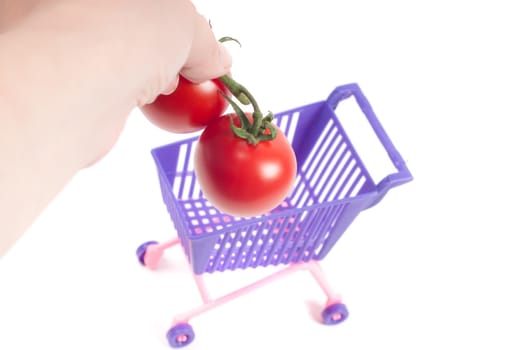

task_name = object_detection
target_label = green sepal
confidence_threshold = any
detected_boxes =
[228,114,252,141]
[263,111,274,123]
[257,121,278,141]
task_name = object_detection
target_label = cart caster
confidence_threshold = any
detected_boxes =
[322,303,349,325]
[136,241,161,269]
[167,323,195,348]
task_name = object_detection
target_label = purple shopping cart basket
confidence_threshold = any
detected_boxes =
[151,83,412,275]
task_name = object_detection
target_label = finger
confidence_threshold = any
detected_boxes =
[160,74,180,95]
[179,13,232,83]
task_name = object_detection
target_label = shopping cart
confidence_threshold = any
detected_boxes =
[136,83,413,348]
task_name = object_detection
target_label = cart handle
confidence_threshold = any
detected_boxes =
[327,83,413,198]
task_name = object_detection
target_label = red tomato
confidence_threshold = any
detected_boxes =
[194,112,297,217]
[140,76,230,133]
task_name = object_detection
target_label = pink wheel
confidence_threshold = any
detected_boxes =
[136,241,162,269]
[167,323,195,348]
[322,303,349,325]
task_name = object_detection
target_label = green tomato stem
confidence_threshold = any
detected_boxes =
[219,36,242,47]
[220,75,262,116]
[217,36,277,144]
[219,74,277,144]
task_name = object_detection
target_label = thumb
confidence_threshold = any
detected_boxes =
[179,13,232,83]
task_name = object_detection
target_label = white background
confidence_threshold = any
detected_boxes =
[1,0,526,349]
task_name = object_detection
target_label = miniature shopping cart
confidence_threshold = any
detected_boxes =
[136,83,413,348]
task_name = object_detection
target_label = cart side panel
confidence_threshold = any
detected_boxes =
[153,139,199,261]
[291,106,376,205]
[313,194,377,259]
[152,139,195,188]
[273,102,326,171]
[155,166,191,259]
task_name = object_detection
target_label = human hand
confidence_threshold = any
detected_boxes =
[0,0,231,254]
[1,0,232,166]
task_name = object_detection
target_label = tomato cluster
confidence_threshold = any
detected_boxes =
[141,70,297,218]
